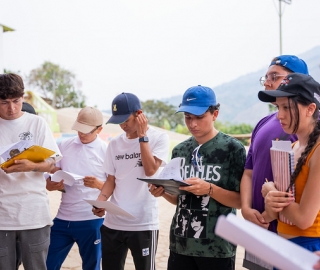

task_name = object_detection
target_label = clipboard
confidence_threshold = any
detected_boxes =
[1,145,55,169]
[137,157,190,195]
[137,178,190,195]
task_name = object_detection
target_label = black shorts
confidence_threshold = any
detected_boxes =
[100,225,158,270]
[168,250,235,270]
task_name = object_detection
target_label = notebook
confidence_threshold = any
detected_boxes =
[270,140,295,225]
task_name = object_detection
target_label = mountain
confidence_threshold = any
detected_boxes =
[163,46,320,126]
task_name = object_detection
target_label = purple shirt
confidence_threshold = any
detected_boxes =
[245,113,297,232]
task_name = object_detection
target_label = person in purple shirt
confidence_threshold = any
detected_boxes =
[240,55,309,270]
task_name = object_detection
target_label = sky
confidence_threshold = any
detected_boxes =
[1,0,320,110]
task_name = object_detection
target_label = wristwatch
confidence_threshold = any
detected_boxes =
[139,136,149,143]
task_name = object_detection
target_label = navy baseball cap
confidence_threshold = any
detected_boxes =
[176,85,217,116]
[258,73,320,108]
[270,55,309,75]
[107,92,141,124]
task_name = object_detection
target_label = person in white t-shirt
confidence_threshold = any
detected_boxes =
[0,73,62,270]
[93,92,170,270]
[46,107,108,270]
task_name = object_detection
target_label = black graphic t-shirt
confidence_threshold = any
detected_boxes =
[169,132,246,258]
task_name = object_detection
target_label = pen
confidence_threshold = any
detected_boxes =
[265,178,269,183]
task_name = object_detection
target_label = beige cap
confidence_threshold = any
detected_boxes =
[72,107,103,133]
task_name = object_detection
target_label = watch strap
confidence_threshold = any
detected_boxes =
[139,136,149,142]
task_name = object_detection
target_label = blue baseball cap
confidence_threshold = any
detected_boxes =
[107,92,141,124]
[270,55,309,75]
[176,85,217,116]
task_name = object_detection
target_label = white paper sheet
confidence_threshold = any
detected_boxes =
[0,140,34,160]
[84,200,136,219]
[215,214,318,270]
[45,171,84,186]
[157,157,183,181]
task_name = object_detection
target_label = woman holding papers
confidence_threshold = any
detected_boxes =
[258,73,320,253]
[241,55,308,270]
[150,85,246,270]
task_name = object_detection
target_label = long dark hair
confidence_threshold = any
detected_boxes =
[287,96,320,190]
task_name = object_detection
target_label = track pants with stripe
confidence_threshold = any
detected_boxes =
[100,225,158,270]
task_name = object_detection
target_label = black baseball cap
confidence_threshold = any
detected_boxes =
[22,102,36,114]
[258,73,320,108]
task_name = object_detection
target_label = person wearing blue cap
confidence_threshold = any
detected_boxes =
[259,73,320,257]
[92,92,170,270]
[240,55,309,270]
[150,85,246,270]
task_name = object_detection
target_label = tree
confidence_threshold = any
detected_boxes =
[269,103,277,113]
[141,100,184,129]
[27,61,86,109]
[215,120,253,145]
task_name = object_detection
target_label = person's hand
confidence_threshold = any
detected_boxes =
[241,207,270,229]
[313,251,320,269]
[261,181,277,198]
[264,190,294,212]
[135,111,148,138]
[2,159,36,173]
[83,176,103,190]
[46,177,65,192]
[180,177,210,196]
[149,184,165,197]
[92,207,105,217]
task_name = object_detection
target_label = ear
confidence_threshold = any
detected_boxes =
[307,103,317,117]
[212,109,219,121]
[97,126,103,134]
[135,110,142,117]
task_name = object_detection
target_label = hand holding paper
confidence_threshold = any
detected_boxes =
[84,200,136,219]
[46,170,84,186]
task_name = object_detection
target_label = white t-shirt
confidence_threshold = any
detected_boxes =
[103,127,170,231]
[0,112,62,230]
[55,136,108,221]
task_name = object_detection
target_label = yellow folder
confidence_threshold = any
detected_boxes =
[0,145,55,169]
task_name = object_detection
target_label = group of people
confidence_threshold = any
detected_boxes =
[0,52,319,270]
